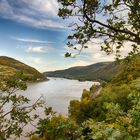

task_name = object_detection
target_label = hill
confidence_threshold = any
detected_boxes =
[44,61,120,82]
[0,56,46,81]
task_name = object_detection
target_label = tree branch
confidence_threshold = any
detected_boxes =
[83,0,140,44]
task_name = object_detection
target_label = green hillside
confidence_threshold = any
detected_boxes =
[44,61,120,82]
[0,56,46,81]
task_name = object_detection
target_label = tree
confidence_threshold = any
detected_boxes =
[0,72,43,140]
[58,0,140,58]
[78,85,140,140]
[34,107,79,140]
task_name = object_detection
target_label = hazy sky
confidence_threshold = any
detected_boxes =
[0,0,125,72]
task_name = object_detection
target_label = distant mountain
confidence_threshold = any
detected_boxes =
[0,56,46,81]
[44,61,120,82]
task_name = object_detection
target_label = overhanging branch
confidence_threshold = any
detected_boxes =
[83,0,140,44]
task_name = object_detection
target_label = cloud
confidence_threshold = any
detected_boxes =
[25,46,47,53]
[17,45,59,54]
[82,39,135,62]
[0,0,65,29]
[26,57,58,72]
[14,37,54,44]
[20,0,59,17]
[63,38,115,62]
[26,56,47,72]
[27,57,42,64]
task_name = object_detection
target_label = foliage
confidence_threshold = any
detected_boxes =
[0,72,44,140]
[69,99,93,124]
[69,85,104,123]
[69,80,137,124]
[58,0,140,58]
[34,107,80,140]
[79,85,140,140]
[112,54,140,84]
[30,135,46,140]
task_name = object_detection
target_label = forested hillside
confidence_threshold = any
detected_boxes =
[0,56,46,81]
[44,61,120,82]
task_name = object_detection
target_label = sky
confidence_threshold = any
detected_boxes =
[0,0,130,72]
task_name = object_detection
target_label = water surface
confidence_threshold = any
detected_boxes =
[16,77,99,139]
[19,77,97,115]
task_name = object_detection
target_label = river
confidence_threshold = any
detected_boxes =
[10,77,99,140]
[19,77,98,115]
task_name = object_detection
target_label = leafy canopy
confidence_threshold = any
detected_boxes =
[0,72,44,140]
[58,0,140,58]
